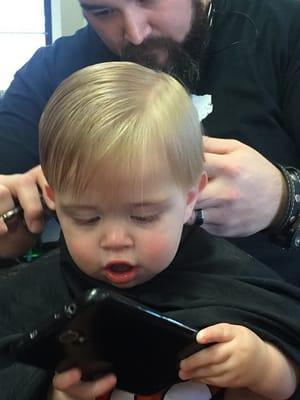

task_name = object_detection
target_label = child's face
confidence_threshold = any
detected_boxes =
[47,159,203,288]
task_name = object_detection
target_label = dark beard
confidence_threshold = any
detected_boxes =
[121,1,210,93]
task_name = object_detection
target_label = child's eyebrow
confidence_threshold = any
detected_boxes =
[131,199,170,208]
[59,199,171,212]
[62,201,168,209]
[60,204,98,212]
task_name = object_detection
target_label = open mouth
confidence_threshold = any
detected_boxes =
[109,264,133,272]
[104,262,138,285]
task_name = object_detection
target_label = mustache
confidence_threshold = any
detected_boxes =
[122,37,186,68]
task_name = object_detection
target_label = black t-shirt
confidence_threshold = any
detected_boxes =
[199,0,300,284]
[0,0,300,283]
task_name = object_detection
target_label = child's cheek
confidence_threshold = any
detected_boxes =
[67,238,95,267]
[143,233,179,267]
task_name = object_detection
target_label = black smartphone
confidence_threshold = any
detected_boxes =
[12,288,206,395]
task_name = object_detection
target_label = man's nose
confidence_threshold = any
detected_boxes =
[123,8,152,45]
[100,224,133,251]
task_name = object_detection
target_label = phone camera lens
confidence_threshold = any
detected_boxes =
[65,303,77,316]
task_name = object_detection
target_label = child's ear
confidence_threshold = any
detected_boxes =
[43,184,56,210]
[184,172,207,223]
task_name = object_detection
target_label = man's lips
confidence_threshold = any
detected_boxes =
[104,262,138,285]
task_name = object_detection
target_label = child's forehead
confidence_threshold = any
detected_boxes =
[90,163,175,196]
[59,157,183,206]
[59,174,182,209]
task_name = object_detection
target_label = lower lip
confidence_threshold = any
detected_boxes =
[104,266,138,285]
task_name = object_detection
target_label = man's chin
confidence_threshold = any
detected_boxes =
[140,51,169,69]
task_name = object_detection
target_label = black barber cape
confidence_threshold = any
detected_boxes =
[1,226,300,399]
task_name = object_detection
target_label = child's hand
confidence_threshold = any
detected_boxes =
[51,368,117,399]
[179,323,266,389]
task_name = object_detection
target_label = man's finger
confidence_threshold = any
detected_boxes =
[203,152,235,178]
[32,165,48,189]
[203,136,239,154]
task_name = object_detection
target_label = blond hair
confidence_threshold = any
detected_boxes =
[39,62,204,196]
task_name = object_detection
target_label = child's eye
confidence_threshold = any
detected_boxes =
[73,216,100,226]
[131,214,159,224]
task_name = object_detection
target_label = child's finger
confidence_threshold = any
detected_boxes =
[53,368,82,390]
[62,374,117,399]
[179,340,230,372]
[179,362,226,383]
[196,323,237,344]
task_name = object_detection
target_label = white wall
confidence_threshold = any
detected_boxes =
[51,0,86,41]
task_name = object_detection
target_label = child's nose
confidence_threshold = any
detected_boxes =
[100,225,133,251]
[123,8,152,45]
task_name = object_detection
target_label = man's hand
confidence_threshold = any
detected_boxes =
[0,165,48,258]
[51,368,117,400]
[195,137,285,237]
